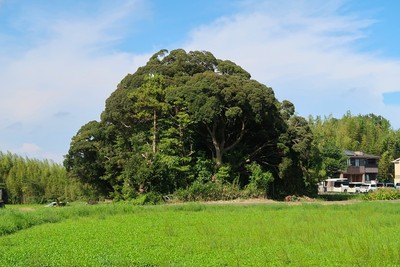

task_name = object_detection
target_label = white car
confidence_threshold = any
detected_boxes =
[360,183,377,193]
[46,202,58,207]
[396,183,400,190]
[348,182,363,193]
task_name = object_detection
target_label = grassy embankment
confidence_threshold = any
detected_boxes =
[0,201,399,266]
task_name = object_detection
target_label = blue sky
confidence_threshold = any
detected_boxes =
[1,0,400,163]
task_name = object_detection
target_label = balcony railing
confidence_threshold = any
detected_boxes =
[345,166,378,174]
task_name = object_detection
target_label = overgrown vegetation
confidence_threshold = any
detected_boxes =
[1,202,400,266]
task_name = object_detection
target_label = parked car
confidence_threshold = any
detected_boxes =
[377,183,385,188]
[348,182,363,193]
[46,202,58,207]
[360,183,378,193]
[396,183,400,190]
[385,183,396,189]
[333,180,349,193]
[45,201,66,207]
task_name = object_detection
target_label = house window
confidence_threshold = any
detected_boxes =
[355,159,360,166]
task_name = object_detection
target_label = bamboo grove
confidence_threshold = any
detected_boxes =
[0,152,82,204]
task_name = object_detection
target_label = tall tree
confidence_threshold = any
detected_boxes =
[65,49,312,199]
[129,74,169,154]
[64,121,111,197]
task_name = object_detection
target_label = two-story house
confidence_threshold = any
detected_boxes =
[339,150,379,183]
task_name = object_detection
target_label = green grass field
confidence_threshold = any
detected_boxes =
[1,201,399,266]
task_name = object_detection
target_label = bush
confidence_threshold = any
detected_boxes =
[246,162,274,197]
[362,188,400,201]
[215,165,232,183]
[173,181,242,202]
[241,184,265,199]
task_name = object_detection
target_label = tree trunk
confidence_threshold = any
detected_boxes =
[215,145,223,167]
[206,120,246,168]
[206,122,224,168]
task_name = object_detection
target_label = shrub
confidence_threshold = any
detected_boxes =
[244,162,274,198]
[173,182,218,202]
[215,165,232,183]
[193,157,214,183]
[362,188,400,201]
[131,192,164,205]
[173,181,242,202]
[241,184,265,199]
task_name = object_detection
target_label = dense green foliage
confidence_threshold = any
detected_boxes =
[362,188,400,200]
[64,49,314,199]
[1,202,400,266]
[309,112,400,181]
[0,152,82,204]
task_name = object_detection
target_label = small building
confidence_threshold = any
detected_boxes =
[392,158,400,185]
[339,150,379,183]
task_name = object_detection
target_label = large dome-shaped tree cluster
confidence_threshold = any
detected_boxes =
[64,49,314,200]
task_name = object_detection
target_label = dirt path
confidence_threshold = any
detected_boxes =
[17,207,36,211]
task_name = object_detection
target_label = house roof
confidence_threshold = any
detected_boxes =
[344,150,380,159]
[391,158,400,163]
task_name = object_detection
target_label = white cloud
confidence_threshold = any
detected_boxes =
[184,0,400,128]
[0,0,157,125]
[0,0,152,162]
[0,2,151,124]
